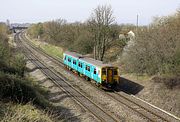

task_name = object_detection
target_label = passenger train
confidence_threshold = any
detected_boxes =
[63,51,119,88]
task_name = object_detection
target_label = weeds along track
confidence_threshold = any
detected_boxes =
[15,32,119,122]
[21,32,180,122]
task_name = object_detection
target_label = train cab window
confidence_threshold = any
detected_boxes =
[102,69,106,75]
[94,69,96,74]
[64,56,67,60]
[86,65,90,71]
[114,70,118,75]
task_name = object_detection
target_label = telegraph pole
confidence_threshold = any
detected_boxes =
[136,14,139,34]
[6,19,10,28]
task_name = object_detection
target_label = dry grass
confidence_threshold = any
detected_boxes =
[26,36,63,59]
[0,102,56,122]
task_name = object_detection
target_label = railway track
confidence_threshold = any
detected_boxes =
[20,31,180,122]
[107,92,179,122]
[15,32,120,122]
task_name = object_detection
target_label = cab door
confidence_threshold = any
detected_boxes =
[107,69,113,83]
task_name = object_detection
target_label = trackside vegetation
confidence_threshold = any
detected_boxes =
[26,36,63,59]
[121,10,180,88]
[0,23,57,121]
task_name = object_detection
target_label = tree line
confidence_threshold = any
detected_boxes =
[121,9,180,77]
[27,5,180,78]
[27,5,135,61]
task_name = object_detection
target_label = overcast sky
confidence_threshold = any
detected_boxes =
[0,0,179,25]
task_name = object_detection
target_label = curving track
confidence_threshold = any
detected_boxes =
[18,31,180,122]
[15,32,120,122]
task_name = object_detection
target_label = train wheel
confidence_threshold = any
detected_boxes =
[85,76,90,81]
[95,82,100,87]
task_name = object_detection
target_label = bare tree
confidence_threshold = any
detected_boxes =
[43,19,66,43]
[121,9,180,75]
[88,5,115,61]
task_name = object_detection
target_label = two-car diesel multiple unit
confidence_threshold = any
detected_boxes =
[63,51,119,88]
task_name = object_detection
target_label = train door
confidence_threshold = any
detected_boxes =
[93,67,98,82]
[107,68,113,83]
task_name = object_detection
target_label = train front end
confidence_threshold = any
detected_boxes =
[101,67,119,88]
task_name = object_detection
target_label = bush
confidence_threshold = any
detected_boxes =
[0,72,49,108]
[121,10,180,76]
[152,75,180,89]
[10,54,26,76]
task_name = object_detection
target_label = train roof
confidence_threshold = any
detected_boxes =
[64,51,83,59]
[64,51,113,68]
[80,57,112,68]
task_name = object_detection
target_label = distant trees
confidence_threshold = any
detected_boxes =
[27,5,119,59]
[43,19,66,43]
[27,5,180,78]
[28,23,44,39]
[121,10,180,76]
[88,5,115,61]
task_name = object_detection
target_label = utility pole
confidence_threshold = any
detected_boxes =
[136,14,139,34]
[6,19,10,28]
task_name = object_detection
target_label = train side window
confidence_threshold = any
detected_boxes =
[94,69,96,74]
[102,69,106,75]
[78,62,81,67]
[114,70,118,75]
[73,60,76,65]
[78,62,82,68]
[86,65,90,71]
[68,58,71,62]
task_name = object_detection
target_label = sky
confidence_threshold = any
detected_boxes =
[0,0,179,25]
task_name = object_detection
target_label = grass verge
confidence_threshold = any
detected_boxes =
[26,35,63,59]
[0,102,55,122]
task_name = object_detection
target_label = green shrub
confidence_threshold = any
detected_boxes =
[0,72,49,108]
[152,75,180,89]
[10,54,26,77]
[121,10,180,76]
